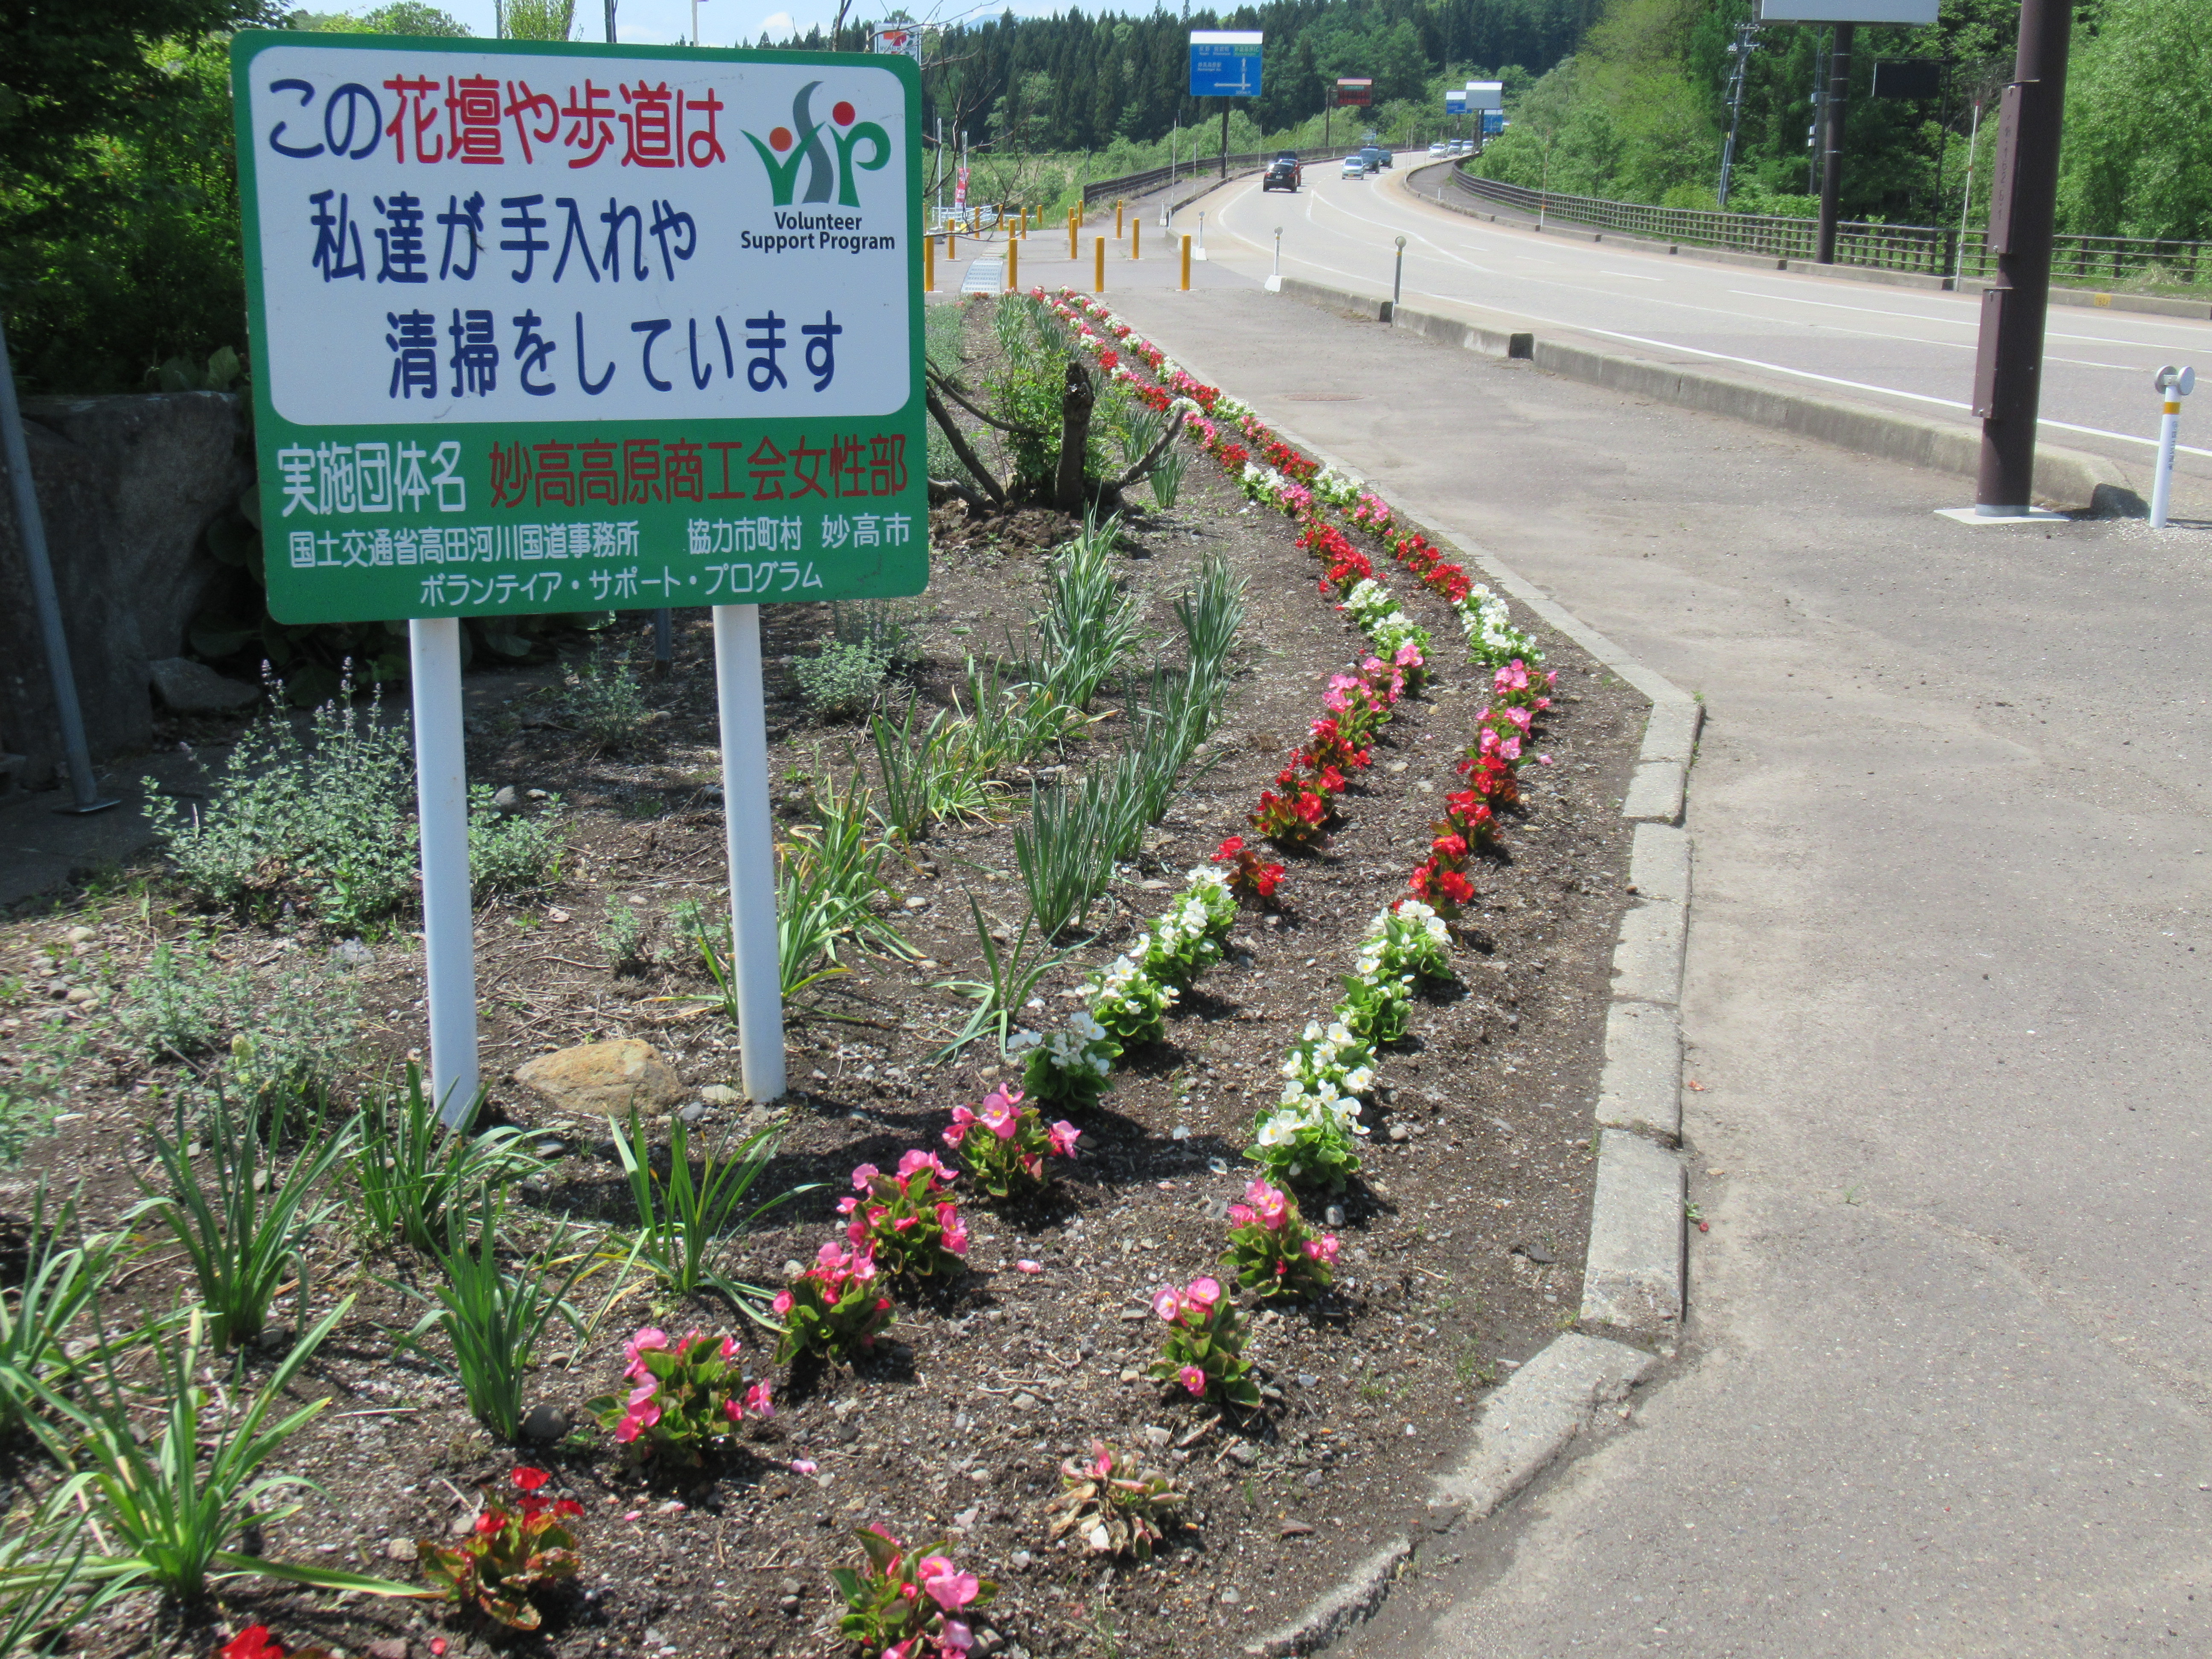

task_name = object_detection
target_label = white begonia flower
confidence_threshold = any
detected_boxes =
[1186,865,1228,891]
[1340,1065,1376,1097]
[1070,1010,1107,1042]
[1007,1028,1042,1057]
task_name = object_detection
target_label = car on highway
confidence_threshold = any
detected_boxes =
[1341,153,1370,179]
[1263,152,1302,192]
[1359,144,1391,172]
[1427,140,1449,157]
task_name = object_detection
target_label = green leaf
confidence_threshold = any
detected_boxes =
[210,1551,435,1598]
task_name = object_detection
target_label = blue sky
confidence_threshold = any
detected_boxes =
[401,1,1064,48]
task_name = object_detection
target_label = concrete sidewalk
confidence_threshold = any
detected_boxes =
[1104,288,2212,1653]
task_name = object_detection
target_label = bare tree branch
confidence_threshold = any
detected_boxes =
[925,387,1008,506]
[1110,400,1196,491]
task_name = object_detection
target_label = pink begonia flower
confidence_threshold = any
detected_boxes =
[723,1396,746,1424]
[837,1195,860,1216]
[626,1378,658,1408]
[1538,753,1554,765]
[623,1327,668,1379]
[884,1641,920,1659]
[1305,1234,1342,1265]
[919,1557,981,1612]
[850,1249,879,1282]
[1048,1120,1080,1158]
[1226,1204,1255,1228]
[1015,1259,1044,1274]
[942,1621,975,1654]
[1246,1180,1290,1230]
[1185,1276,1223,1313]
[1498,735,1522,761]
[978,1092,1020,1140]
[1179,1365,1207,1397]
[746,1381,775,1417]
[789,1458,817,1476]
[1090,1445,1114,1478]
[851,1163,880,1192]
[892,1215,917,1232]
[1151,1285,1182,1323]
[897,1149,955,1183]
[818,1240,851,1269]
[719,1335,739,1360]
[937,1203,969,1255]
[1395,641,1423,668]
[943,1104,978,1149]
[771,1288,795,1316]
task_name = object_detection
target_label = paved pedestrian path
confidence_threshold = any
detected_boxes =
[1106,285,2212,1654]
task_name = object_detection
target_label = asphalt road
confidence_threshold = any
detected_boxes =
[1180,153,2212,499]
[1102,282,2212,1655]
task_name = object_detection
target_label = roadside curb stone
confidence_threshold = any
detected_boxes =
[1580,1129,1687,1331]
[1595,1002,1682,1141]
[1629,822,1690,905]
[1610,898,1686,1007]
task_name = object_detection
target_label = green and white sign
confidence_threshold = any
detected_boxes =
[231,32,927,624]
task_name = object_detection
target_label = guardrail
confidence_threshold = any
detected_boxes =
[1080,147,1361,209]
[1444,168,2208,288]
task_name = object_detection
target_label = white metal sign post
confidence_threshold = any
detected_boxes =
[232,32,926,1123]
[2150,365,2194,530]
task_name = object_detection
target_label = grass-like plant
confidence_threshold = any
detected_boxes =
[0,1487,109,1651]
[831,599,926,669]
[467,787,569,899]
[869,696,1002,841]
[948,656,1073,774]
[1032,512,1143,712]
[131,1091,353,1348]
[787,768,913,965]
[1147,440,1187,509]
[935,899,1075,1060]
[1014,781,1116,939]
[351,1065,544,1254]
[1174,549,1246,697]
[55,1303,425,1605]
[608,1111,801,1297]
[408,1194,588,1443]
[0,1183,124,1446]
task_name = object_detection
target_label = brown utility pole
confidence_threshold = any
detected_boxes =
[1972,0,2074,514]
[1814,23,1853,263]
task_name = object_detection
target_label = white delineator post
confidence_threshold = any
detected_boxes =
[1194,211,1207,262]
[409,617,480,1127]
[713,604,786,1101]
[2150,364,2193,530]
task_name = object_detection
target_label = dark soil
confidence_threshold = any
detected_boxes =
[0,362,1647,1659]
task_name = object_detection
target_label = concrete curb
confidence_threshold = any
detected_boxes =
[1263,272,2143,515]
[1243,1335,1657,1658]
[1133,337,1696,1654]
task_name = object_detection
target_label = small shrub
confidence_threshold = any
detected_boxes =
[597,896,648,971]
[112,937,251,1064]
[145,689,416,932]
[1135,868,1238,988]
[417,1467,582,1630]
[831,1529,994,1659]
[1085,955,1177,1047]
[587,1328,774,1463]
[1045,1441,1189,1560]
[832,599,925,669]
[836,1153,969,1281]
[942,1083,1080,1200]
[557,646,649,750]
[469,788,568,899]
[1221,1178,1340,1301]
[771,1242,896,1365]
[1006,1012,1118,1112]
[1362,900,1453,984]
[1247,1078,1367,1191]
[217,960,360,1122]
[795,640,890,719]
[1147,1276,1260,1408]
[1211,835,1284,902]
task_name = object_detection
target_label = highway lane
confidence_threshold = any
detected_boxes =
[1181,155,2212,495]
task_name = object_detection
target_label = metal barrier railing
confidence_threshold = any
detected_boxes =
[1079,147,1362,209]
[1445,168,2207,288]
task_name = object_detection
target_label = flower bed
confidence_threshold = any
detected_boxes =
[0,299,1653,1659]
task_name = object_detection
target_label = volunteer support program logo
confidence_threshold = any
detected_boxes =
[745,82,890,207]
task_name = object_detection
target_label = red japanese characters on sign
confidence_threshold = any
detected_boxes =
[486,432,908,509]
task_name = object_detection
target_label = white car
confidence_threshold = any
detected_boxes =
[1341,154,1368,179]
[1428,141,1448,157]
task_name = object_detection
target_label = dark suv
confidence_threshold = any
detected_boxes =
[1359,145,1391,172]
[1263,152,1302,192]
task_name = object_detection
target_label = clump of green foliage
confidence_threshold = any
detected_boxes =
[795,640,891,720]
[146,689,567,929]
[556,645,649,751]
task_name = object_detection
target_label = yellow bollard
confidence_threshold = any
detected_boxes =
[948,226,957,261]
[1180,233,1191,291]
[1115,199,1124,239]
[1093,235,1105,293]
[1022,204,1030,237]
[1006,236,1018,292]
[924,232,935,293]
[1131,218,1140,261]
[1068,214,1077,261]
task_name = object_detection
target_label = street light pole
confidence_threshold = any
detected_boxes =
[1971,0,2075,515]
[1718,23,1759,210]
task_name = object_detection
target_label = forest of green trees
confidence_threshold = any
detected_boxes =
[1,0,2205,397]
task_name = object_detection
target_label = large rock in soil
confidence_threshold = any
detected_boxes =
[512,1039,683,1118]
[149,657,259,713]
